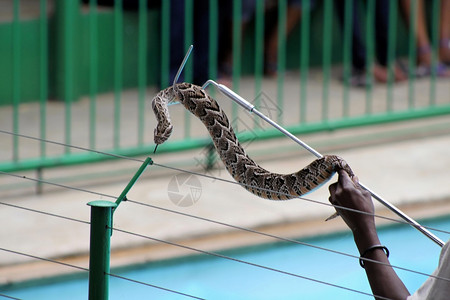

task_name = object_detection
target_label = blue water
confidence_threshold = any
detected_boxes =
[3,216,449,300]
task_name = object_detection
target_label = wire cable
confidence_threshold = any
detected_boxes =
[2,173,450,299]
[0,129,144,163]
[0,248,88,273]
[0,248,203,300]
[106,272,205,300]
[2,129,449,235]
[1,169,448,246]
[125,199,448,280]
[0,171,113,199]
[0,293,21,300]
[150,161,450,236]
[1,169,449,278]
[0,173,443,283]
[1,132,450,287]
[0,201,89,225]
[111,226,393,300]
[2,167,450,238]
[0,244,386,300]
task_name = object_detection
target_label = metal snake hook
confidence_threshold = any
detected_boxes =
[173,45,194,87]
[154,45,194,154]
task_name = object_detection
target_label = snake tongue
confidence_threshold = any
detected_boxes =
[153,145,159,153]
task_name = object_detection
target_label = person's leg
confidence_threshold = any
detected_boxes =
[439,0,450,63]
[170,0,186,84]
[401,0,431,65]
[193,0,210,85]
[374,0,390,66]
[401,0,450,76]
[375,0,407,81]
[265,1,302,76]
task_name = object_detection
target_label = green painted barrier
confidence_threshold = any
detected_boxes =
[1,0,449,175]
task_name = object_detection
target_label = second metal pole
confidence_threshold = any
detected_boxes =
[88,200,116,300]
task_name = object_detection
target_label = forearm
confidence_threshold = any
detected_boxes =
[353,230,410,300]
[328,171,411,299]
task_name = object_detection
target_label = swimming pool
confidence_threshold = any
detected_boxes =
[3,216,449,299]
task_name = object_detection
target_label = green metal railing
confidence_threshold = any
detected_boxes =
[1,0,449,173]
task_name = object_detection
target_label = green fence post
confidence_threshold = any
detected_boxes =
[54,0,80,152]
[114,0,123,149]
[386,0,398,112]
[254,0,264,100]
[300,0,311,123]
[138,0,148,146]
[407,0,418,108]
[254,0,265,128]
[88,200,116,300]
[231,0,242,128]
[89,0,98,150]
[160,0,170,89]
[365,0,375,114]
[87,158,151,299]
[341,0,352,117]
[40,0,49,158]
[321,0,333,121]
[12,0,20,162]
[277,0,287,125]
[429,0,440,106]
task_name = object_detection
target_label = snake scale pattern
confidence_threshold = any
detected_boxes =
[152,82,354,200]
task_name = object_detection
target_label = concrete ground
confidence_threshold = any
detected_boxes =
[1,72,450,287]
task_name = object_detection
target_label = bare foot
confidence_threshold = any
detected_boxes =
[373,64,407,83]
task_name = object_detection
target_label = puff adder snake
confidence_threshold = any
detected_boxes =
[152,82,354,201]
[150,80,444,247]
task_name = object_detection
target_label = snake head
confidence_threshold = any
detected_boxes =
[154,123,173,145]
[152,87,177,145]
[325,155,355,179]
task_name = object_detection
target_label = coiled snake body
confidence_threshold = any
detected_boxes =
[152,83,354,200]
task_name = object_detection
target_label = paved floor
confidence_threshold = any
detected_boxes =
[1,73,450,286]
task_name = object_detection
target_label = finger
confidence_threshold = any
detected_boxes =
[328,195,335,203]
[352,175,359,185]
[337,168,350,179]
[338,169,361,190]
[337,169,352,186]
[328,181,337,195]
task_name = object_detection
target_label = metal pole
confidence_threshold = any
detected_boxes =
[202,80,445,247]
[88,200,117,300]
[357,183,445,247]
[115,157,152,207]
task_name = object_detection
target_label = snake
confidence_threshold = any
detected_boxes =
[152,82,354,201]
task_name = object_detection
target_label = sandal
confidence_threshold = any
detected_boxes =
[341,68,370,87]
[415,44,450,76]
[414,62,450,78]
[342,63,407,88]
[440,38,450,65]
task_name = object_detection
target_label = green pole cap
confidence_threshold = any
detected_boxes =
[87,200,118,208]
